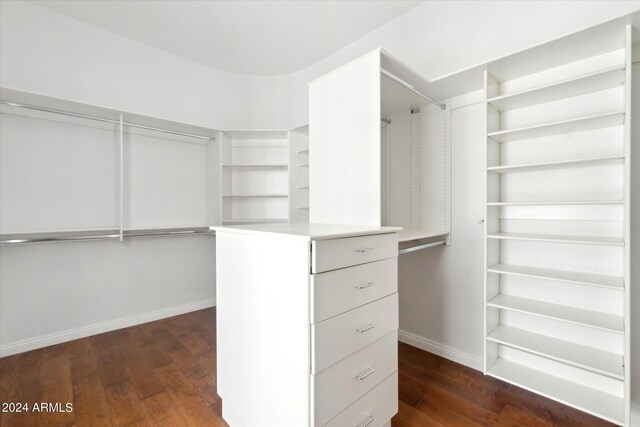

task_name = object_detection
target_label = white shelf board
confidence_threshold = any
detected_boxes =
[486,232,624,246]
[397,229,449,243]
[487,111,625,143]
[488,359,624,425]
[487,325,623,379]
[487,155,624,173]
[487,294,624,334]
[222,164,288,169]
[487,263,624,290]
[297,163,310,167]
[297,186,309,189]
[487,200,624,206]
[297,206,309,209]
[222,194,288,198]
[487,65,625,111]
[297,149,309,154]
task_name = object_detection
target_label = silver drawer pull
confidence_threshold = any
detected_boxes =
[356,247,374,253]
[355,367,375,380]
[354,281,374,289]
[356,323,375,333]
[356,415,374,427]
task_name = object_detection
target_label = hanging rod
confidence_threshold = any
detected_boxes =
[381,69,446,110]
[0,227,215,245]
[398,239,446,255]
[0,101,216,141]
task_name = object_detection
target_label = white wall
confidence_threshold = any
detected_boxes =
[0,236,215,356]
[630,54,640,418]
[0,1,292,131]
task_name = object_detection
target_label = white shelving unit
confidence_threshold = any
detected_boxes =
[309,49,451,250]
[483,25,632,426]
[220,131,290,225]
[289,126,309,223]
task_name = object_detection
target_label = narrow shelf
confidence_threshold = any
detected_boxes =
[486,232,624,246]
[487,263,624,290]
[487,200,624,206]
[297,163,310,167]
[487,155,624,173]
[297,186,309,189]
[487,111,625,143]
[487,294,624,333]
[487,325,623,379]
[297,206,309,209]
[397,229,449,243]
[297,149,309,154]
[487,65,625,111]
[222,194,288,198]
[488,359,624,425]
[222,164,288,169]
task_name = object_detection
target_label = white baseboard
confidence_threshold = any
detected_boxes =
[398,329,483,371]
[0,298,216,357]
[631,402,640,427]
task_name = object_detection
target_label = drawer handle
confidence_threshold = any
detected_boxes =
[356,323,375,333]
[355,367,375,380]
[356,415,375,427]
[354,281,374,289]
[355,247,374,253]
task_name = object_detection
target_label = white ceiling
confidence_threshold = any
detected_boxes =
[31,0,421,76]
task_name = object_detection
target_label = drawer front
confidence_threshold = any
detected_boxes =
[313,331,397,426]
[311,257,398,323]
[312,233,397,273]
[312,293,398,373]
[323,370,398,427]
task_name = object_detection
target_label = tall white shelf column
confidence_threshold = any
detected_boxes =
[483,25,633,426]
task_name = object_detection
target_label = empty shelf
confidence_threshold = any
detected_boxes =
[222,164,288,169]
[487,294,624,333]
[222,219,289,224]
[487,263,623,290]
[487,200,624,206]
[487,325,623,379]
[487,232,624,246]
[487,111,625,143]
[487,155,624,173]
[397,229,449,243]
[297,163,310,167]
[297,186,309,189]
[297,206,309,209]
[297,149,309,154]
[487,65,625,111]
[488,359,624,425]
[222,194,288,197]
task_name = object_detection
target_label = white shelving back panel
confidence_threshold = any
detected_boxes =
[0,107,117,233]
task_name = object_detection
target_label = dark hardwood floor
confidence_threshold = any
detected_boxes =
[0,308,615,426]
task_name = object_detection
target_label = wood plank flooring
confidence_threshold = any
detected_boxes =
[0,308,615,426]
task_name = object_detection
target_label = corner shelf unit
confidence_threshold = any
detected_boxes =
[289,125,310,223]
[220,131,290,225]
[483,25,632,426]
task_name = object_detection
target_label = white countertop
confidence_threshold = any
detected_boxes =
[210,223,401,241]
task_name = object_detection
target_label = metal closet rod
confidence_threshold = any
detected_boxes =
[1,101,216,141]
[381,69,446,111]
[0,227,215,245]
[398,239,446,255]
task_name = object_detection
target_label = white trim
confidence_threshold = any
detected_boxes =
[398,329,483,371]
[631,402,640,427]
[0,298,216,357]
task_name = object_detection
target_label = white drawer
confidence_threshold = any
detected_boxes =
[312,331,397,426]
[323,370,398,427]
[311,233,397,273]
[311,258,397,323]
[312,293,398,373]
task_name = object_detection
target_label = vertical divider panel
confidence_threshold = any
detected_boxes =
[118,114,124,241]
[623,24,632,427]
